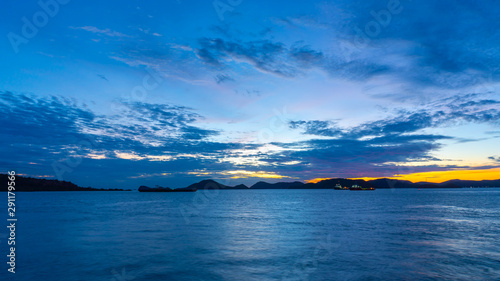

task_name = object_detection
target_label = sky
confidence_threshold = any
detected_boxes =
[1,0,499,188]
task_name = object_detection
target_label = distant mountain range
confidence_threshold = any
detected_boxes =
[183,178,500,190]
[1,174,499,191]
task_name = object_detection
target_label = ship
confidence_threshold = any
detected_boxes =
[334,183,348,190]
[349,184,375,191]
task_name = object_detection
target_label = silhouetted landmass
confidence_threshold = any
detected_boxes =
[177,178,500,190]
[0,174,130,192]
[138,185,197,192]
[185,179,249,190]
[251,181,304,189]
[3,174,497,192]
[439,179,500,187]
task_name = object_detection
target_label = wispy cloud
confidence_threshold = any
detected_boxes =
[70,26,131,37]
[3,89,498,187]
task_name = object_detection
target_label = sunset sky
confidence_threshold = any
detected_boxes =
[1,0,499,188]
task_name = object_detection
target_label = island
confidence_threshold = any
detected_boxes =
[0,174,131,192]
[138,185,197,192]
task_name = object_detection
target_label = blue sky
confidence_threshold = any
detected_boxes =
[1,0,499,188]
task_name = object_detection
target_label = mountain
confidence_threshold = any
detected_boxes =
[185,179,248,190]
[365,178,416,188]
[233,184,250,189]
[251,181,304,189]
[181,178,500,190]
[0,174,130,192]
[440,179,500,187]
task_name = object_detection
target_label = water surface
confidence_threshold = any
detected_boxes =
[3,188,500,280]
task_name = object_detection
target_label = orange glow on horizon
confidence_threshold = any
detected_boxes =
[307,167,500,184]
[306,177,333,184]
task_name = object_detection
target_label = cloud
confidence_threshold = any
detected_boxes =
[219,170,289,179]
[0,92,241,185]
[0,91,95,144]
[289,45,325,67]
[71,26,131,38]
[272,15,330,29]
[97,74,108,81]
[214,74,235,84]
[65,1,500,95]
[280,93,500,178]
[289,120,342,137]
[489,156,500,163]
[192,36,395,81]
[332,0,500,88]
[1,90,498,187]
[195,38,300,77]
[262,132,467,181]
[291,94,500,139]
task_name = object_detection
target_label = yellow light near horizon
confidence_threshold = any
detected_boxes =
[225,170,287,179]
[306,178,333,184]
[114,152,145,160]
[350,167,500,183]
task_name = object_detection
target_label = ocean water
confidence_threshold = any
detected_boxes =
[3,188,500,280]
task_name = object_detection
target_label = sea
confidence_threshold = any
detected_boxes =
[3,188,500,280]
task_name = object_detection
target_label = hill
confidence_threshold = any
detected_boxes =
[186,179,249,190]
[180,178,500,190]
[440,179,500,187]
[251,181,304,189]
[0,174,130,192]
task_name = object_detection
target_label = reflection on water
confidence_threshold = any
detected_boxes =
[3,188,500,280]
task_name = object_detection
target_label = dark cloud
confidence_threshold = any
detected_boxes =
[0,92,242,186]
[97,74,108,81]
[350,112,434,137]
[69,1,500,92]
[193,36,391,80]
[289,45,324,67]
[214,74,235,84]
[338,0,500,88]
[262,133,452,179]
[281,93,500,178]
[189,0,500,87]
[488,156,500,163]
[0,91,95,144]
[2,90,499,187]
[196,38,298,77]
[291,94,500,139]
[192,36,390,81]
[289,120,342,137]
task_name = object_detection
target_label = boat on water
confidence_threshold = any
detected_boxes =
[138,185,197,192]
[334,183,348,190]
[349,184,375,191]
